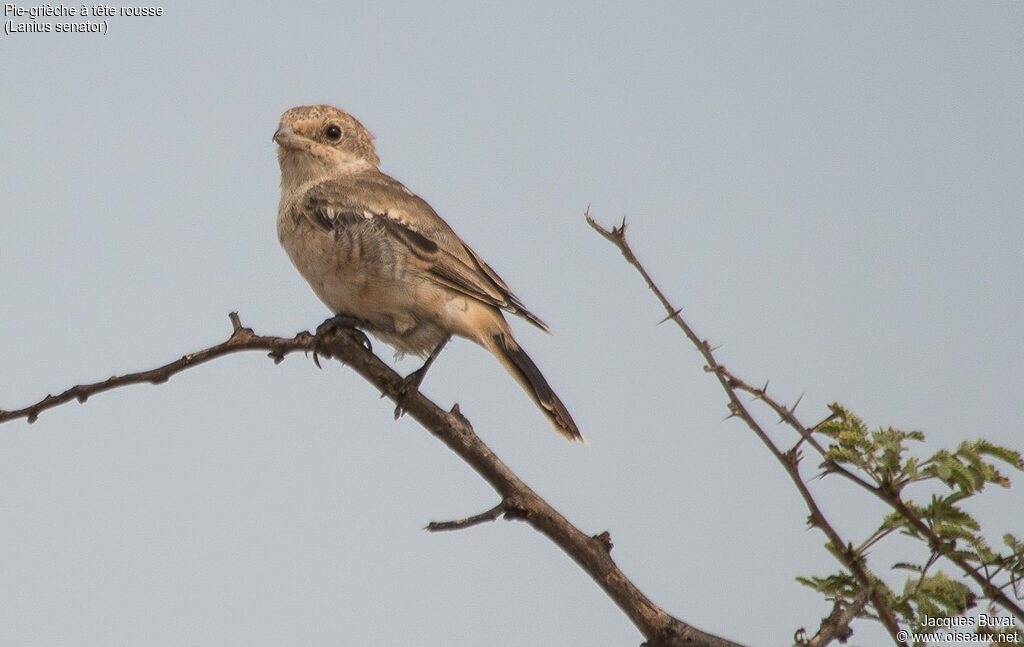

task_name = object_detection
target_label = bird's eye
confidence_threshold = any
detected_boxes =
[325,124,342,141]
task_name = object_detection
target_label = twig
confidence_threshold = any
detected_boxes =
[0,313,312,424]
[425,501,506,531]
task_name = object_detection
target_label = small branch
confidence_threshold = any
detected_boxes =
[880,492,1024,621]
[0,312,313,425]
[805,589,870,647]
[426,501,506,532]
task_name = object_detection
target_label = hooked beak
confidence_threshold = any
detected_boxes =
[272,123,304,150]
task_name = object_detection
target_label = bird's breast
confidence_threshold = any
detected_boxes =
[277,201,444,350]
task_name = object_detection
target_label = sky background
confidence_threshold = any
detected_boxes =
[2,2,1022,645]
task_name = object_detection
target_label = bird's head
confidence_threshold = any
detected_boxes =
[274,105,380,188]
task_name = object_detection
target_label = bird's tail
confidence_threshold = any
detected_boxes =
[485,332,584,442]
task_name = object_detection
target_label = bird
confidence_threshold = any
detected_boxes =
[273,105,582,442]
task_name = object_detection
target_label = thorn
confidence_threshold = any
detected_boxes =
[611,216,628,237]
[761,380,769,394]
[76,393,88,403]
[657,308,682,325]
[791,392,805,413]
[784,447,801,467]
[27,412,38,424]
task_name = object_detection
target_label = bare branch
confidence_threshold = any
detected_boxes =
[426,501,506,532]
[1,311,742,647]
[0,312,313,425]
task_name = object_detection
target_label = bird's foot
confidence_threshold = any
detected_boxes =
[312,314,372,368]
[392,337,449,419]
[392,366,429,420]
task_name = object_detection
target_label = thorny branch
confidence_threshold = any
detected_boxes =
[1,312,740,647]
[585,210,1024,644]
[712,364,1024,623]
[586,211,899,646]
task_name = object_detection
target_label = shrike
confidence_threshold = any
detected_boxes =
[273,105,582,441]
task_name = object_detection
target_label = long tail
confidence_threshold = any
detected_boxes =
[485,332,584,442]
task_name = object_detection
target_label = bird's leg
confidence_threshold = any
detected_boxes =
[404,336,449,391]
[393,336,449,419]
[312,314,372,368]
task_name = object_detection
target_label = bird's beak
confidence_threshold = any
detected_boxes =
[273,124,302,150]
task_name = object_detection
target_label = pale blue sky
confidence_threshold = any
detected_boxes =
[2,2,1022,645]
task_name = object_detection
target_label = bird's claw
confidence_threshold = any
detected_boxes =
[315,314,372,349]
[312,314,372,367]
[392,366,429,419]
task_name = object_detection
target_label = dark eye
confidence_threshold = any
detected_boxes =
[325,124,342,141]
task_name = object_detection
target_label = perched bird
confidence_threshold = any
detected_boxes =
[273,105,582,441]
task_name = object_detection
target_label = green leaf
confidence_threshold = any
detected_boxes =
[973,439,1024,470]
[795,572,859,598]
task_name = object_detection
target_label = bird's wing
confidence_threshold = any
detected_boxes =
[301,175,550,332]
